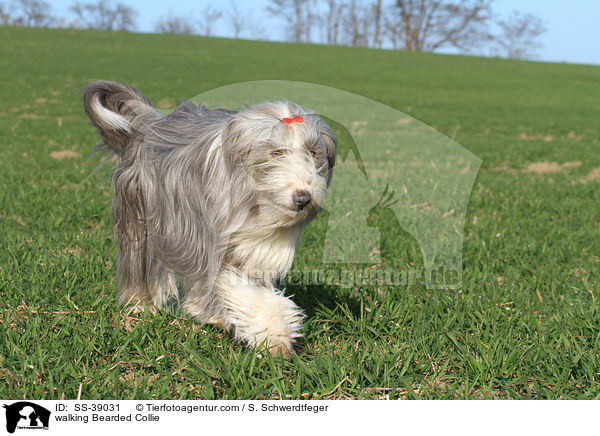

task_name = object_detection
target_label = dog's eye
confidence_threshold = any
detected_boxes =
[270,150,284,158]
[310,150,317,158]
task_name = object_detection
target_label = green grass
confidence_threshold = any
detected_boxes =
[1,26,600,399]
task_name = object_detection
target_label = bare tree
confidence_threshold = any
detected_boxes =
[319,0,344,45]
[0,2,11,24]
[491,11,545,59]
[267,0,314,43]
[197,5,221,37]
[389,0,493,52]
[53,16,79,29]
[370,0,382,47]
[70,0,137,31]
[342,0,371,46]
[9,0,54,27]
[154,14,196,34]
[383,2,404,49]
[303,0,315,42]
[227,1,244,38]
[317,0,390,48]
[112,2,135,31]
[227,0,257,39]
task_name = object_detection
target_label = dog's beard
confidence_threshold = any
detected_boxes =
[252,196,318,228]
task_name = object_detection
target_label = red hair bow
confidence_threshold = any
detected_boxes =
[281,115,304,125]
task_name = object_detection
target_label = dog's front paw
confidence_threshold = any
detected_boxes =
[253,336,294,359]
[213,270,305,357]
[226,292,305,358]
[241,312,301,359]
[267,342,293,359]
[121,295,157,315]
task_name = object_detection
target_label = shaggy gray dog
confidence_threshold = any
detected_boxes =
[82,81,336,356]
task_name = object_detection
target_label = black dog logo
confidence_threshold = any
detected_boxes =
[3,402,50,433]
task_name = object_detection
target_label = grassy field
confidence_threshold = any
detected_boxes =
[1,26,600,400]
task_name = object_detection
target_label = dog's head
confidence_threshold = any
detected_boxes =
[222,102,337,227]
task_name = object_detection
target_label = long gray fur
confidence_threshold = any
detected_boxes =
[82,80,336,355]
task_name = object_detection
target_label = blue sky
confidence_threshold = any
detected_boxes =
[47,0,600,65]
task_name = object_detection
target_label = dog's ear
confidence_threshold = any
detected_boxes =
[82,81,159,155]
[318,121,337,178]
[220,113,256,171]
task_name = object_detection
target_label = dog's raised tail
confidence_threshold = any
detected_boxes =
[82,80,157,154]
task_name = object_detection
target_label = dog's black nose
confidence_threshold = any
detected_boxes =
[293,190,312,210]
